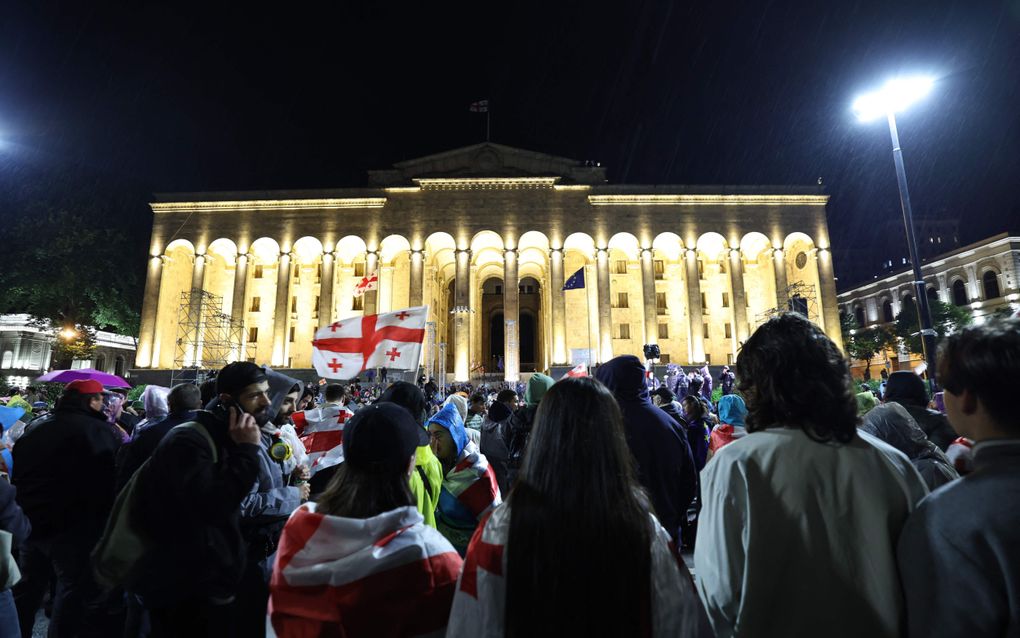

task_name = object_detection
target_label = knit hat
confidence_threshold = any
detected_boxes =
[342,402,429,474]
[524,373,555,406]
[216,362,268,398]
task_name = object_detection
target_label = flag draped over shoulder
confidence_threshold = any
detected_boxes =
[291,404,353,476]
[311,306,428,380]
[270,503,463,638]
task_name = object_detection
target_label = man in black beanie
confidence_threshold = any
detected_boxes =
[132,362,265,636]
[883,370,958,450]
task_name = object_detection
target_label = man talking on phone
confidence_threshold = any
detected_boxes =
[133,362,265,637]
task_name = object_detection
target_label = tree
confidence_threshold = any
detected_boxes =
[49,324,98,370]
[894,299,972,355]
[841,314,895,376]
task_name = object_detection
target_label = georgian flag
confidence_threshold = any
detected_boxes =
[468,99,489,113]
[291,404,353,475]
[269,503,462,637]
[565,363,588,378]
[311,306,428,380]
[353,273,378,297]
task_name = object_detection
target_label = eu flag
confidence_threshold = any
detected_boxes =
[563,267,585,290]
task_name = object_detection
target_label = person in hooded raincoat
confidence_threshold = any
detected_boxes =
[595,356,697,545]
[427,403,501,554]
[709,394,748,459]
[504,374,554,487]
[883,371,958,450]
[861,403,959,492]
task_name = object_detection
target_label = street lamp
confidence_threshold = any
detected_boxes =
[854,75,938,387]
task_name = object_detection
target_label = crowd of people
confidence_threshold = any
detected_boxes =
[0,312,1016,636]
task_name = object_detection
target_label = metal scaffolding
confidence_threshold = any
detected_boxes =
[171,289,246,387]
[754,282,819,328]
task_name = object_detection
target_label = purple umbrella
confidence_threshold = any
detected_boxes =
[36,368,130,388]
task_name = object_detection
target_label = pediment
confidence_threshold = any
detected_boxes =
[367,143,606,186]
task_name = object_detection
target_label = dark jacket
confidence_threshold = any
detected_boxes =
[595,356,698,543]
[897,403,958,451]
[114,410,197,492]
[12,405,121,540]
[133,408,260,606]
[505,404,538,488]
[480,401,513,495]
[898,440,1020,637]
[0,479,31,548]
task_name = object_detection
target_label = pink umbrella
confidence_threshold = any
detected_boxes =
[36,368,131,388]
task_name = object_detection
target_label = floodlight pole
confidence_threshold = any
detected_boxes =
[886,111,937,388]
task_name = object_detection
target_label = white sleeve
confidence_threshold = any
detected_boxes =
[650,522,714,638]
[693,454,749,638]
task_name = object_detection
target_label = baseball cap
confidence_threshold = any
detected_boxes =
[342,402,429,474]
[65,379,104,395]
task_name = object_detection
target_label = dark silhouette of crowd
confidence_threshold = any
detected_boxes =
[1,313,1017,637]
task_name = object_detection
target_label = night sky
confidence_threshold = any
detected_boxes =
[1,1,1018,291]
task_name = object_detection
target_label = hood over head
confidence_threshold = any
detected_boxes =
[263,367,302,423]
[524,373,555,406]
[718,394,747,428]
[486,400,512,422]
[861,402,942,461]
[427,401,468,457]
[443,394,469,422]
[141,385,170,420]
[884,371,928,408]
[594,355,649,403]
[855,391,878,416]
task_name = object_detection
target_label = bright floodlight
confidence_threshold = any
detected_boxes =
[853,76,935,122]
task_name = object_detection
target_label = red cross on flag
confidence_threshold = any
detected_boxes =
[565,363,588,378]
[352,273,378,297]
[311,305,428,380]
[291,404,354,475]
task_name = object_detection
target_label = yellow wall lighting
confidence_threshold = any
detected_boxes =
[151,198,387,213]
[414,177,559,190]
[588,194,829,206]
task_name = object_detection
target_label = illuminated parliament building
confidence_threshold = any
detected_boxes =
[134,144,842,382]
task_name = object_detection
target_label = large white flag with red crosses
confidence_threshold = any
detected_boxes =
[311,306,428,380]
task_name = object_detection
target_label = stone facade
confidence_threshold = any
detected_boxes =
[136,144,840,381]
[0,314,136,387]
[838,232,1020,375]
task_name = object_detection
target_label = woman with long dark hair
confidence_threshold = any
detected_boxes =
[694,313,928,638]
[448,377,707,637]
[269,403,462,636]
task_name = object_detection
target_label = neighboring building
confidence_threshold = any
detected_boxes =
[838,232,1020,376]
[0,314,137,387]
[134,143,841,381]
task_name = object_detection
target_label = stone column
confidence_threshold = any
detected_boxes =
[503,249,520,382]
[685,248,705,363]
[379,264,394,313]
[272,252,292,367]
[454,249,471,381]
[318,252,335,328]
[640,248,658,346]
[230,253,249,361]
[136,255,165,368]
[936,273,949,304]
[729,248,749,345]
[816,248,842,348]
[773,248,789,309]
[549,248,567,364]
[409,249,424,306]
[596,247,613,362]
[965,264,979,301]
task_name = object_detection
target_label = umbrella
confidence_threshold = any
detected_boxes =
[36,368,130,388]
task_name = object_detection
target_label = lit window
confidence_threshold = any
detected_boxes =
[656,292,667,315]
[701,292,709,314]
[289,327,295,342]
[354,262,366,277]
[618,324,631,340]
[353,297,364,311]
[250,297,261,312]
[653,260,665,280]
[615,292,629,308]
[253,265,264,279]
[658,323,669,339]
[703,323,709,339]
[248,327,259,343]
[614,260,628,274]
[722,292,730,308]
[725,323,732,339]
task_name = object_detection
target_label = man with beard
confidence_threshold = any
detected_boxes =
[133,362,263,637]
[236,368,311,636]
